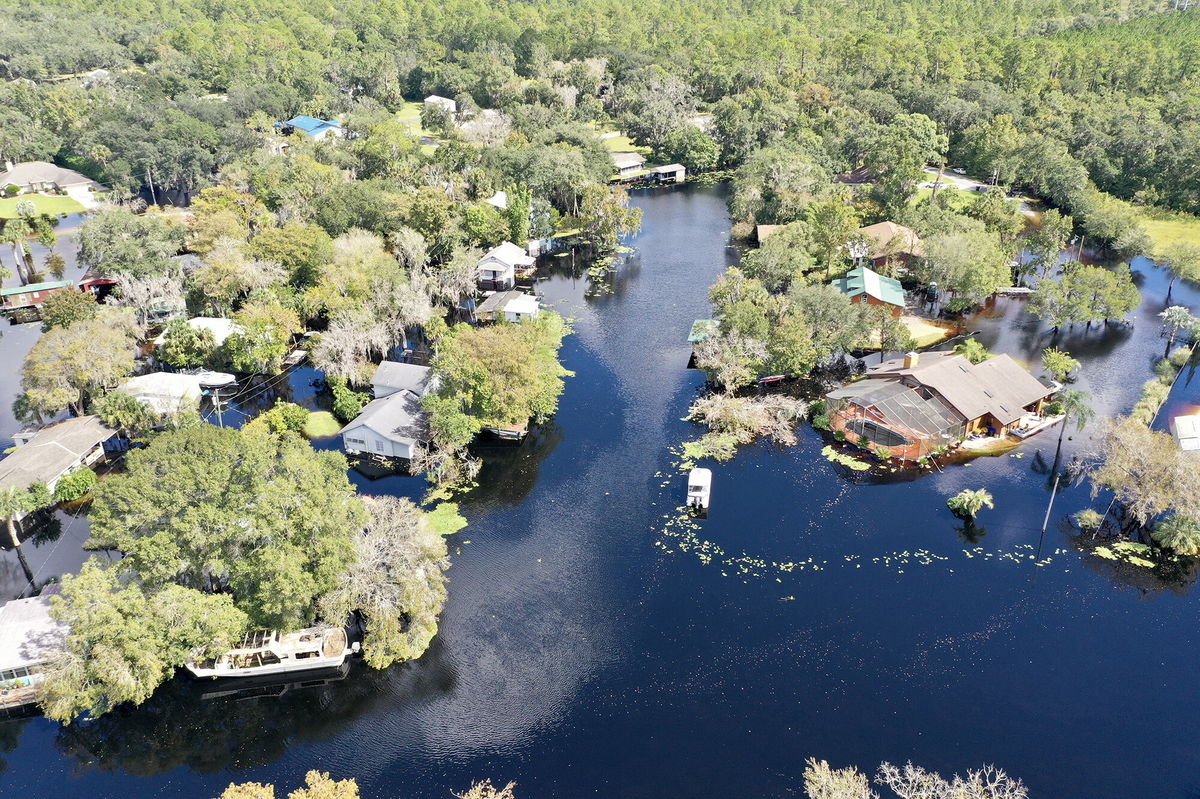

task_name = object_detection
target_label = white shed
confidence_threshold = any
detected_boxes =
[476,290,541,323]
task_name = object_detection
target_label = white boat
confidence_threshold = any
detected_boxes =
[186,627,354,679]
[195,370,237,387]
[687,468,712,510]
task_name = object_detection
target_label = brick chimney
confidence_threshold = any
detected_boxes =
[903,351,919,369]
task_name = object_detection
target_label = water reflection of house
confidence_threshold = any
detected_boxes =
[825,351,1056,460]
[0,587,67,713]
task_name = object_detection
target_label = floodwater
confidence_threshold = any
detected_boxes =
[2,187,1200,798]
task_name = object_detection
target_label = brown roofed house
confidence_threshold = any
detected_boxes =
[824,351,1056,460]
[856,221,924,270]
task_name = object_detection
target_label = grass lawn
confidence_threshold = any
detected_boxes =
[1135,207,1200,254]
[0,193,85,219]
[396,100,442,142]
[861,315,954,350]
[302,410,342,438]
[601,133,652,156]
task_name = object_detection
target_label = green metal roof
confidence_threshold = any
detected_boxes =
[688,319,719,343]
[0,280,72,297]
[830,265,905,307]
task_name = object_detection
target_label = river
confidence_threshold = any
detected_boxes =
[2,185,1200,798]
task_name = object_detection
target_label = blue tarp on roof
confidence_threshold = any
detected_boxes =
[279,115,342,136]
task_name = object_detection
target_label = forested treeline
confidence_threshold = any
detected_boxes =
[1,0,1199,217]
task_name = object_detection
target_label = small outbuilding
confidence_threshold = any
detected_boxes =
[830,264,906,317]
[476,290,541,323]
[650,163,686,183]
[1171,414,1200,453]
[477,241,535,290]
[116,372,203,415]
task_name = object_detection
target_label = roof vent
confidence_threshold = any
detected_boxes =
[983,390,994,398]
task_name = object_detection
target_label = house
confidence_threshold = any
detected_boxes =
[372,361,437,399]
[1171,414,1200,454]
[153,316,242,348]
[478,241,535,290]
[0,588,67,712]
[116,372,203,415]
[341,391,429,460]
[424,95,457,115]
[475,290,541,323]
[77,268,118,301]
[856,221,924,269]
[0,161,104,205]
[0,416,113,501]
[650,163,687,184]
[276,115,345,141]
[830,264,906,317]
[825,351,1057,460]
[611,152,646,177]
[0,280,74,312]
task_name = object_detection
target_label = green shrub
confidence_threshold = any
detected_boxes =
[874,446,893,459]
[834,430,846,441]
[4,184,20,197]
[330,376,369,422]
[1043,401,1064,416]
[1168,347,1193,368]
[857,434,871,450]
[53,468,97,503]
[245,400,309,436]
[1073,508,1104,531]
[809,399,826,417]
[811,413,831,430]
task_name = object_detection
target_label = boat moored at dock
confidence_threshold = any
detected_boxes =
[186,627,355,679]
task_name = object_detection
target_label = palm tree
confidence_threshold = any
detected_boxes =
[0,485,32,548]
[946,488,994,519]
[1159,305,1197,358]
[1053,389,1094,466]
[1151,514,1200,556]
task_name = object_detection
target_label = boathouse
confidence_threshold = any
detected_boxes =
[476,290,540,323]
[825,351,1056,460]
[649,163,686,183]
[830,264,905,317]
[0,588,67,713]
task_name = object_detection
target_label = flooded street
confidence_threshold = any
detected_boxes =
[1,186,1199,798]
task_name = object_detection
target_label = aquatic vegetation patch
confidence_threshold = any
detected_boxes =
[822,445,870,471]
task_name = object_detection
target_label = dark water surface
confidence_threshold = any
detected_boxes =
[2,187,1200,798]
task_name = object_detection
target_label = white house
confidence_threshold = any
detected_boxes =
[154,316,242,349]
[0,416,113,506]
[424,95,457,114]
[0,588,67,711]
[478,241,535,290]
[476,290,541,323]
[1171,414,1200,453]
[611,151,646,177]
[371,361,437,399]
[340,392,429,460]
[0,161,105,207]
[650,163,687,183]
[116,372,203,415]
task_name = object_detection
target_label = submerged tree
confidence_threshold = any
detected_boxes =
[1152,514,1200,556]
[1041,347,1080,383]
[1158,305,1197,357]
[320,496,455,668]
[953,337,992,364]
[21,311,140,416]
[1052,389,1094,466]
[1089,418,1200,527]
[946,488,994,520]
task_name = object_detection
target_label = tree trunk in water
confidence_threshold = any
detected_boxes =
[14,544,35,594]
[7,514,20,548]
